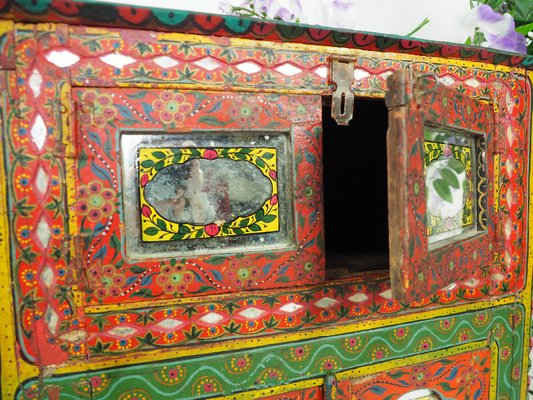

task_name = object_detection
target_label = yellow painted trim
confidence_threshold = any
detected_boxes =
[211,378,323,400]
[0,19,13,36]
[490,339,499,399]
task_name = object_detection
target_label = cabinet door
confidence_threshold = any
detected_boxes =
[385,70,498,303]
[72,89,325,306]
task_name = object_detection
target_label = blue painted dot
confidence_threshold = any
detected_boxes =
[210,327,216,333]
[162,45,168,51]
[25,272,34,280]
[72,319,79,326]
[64,309,71,315]
[18,127,27,135]
[114,68,120,75]
[208,304,215,311]
[248,321,255,327]
[20,178,29,186]
[17,78,24,85]
[162,71,168,77]
[113,42,120,49]
[118,316,126,322]
[51,179,59,186]
[21,229,30,239]
[167,333,173,339]
[119,339,127,346]
[206,49,211,55]
[73,344,81,351]
[46,81,53,88]
[58,269,66,276]
[53,228,61,235]
[166,310,172,315]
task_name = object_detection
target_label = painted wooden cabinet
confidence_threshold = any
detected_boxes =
[0,2,532,399]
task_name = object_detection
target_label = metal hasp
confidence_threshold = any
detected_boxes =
[330,56,355,125]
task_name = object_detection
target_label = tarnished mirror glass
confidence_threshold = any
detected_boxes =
[121,131,295,261]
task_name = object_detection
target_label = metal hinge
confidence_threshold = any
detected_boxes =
[330,56,355,125]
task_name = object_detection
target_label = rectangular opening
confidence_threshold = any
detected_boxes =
[322,96,390,276]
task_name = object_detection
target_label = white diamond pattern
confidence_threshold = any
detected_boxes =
[41,266,54,288]
[45,49,80,68]
[35,216,51,250]
[236,61,262,74]
[463,278,480,288]
[35,166,49,198]
[238,307,266,320]
[505,159,514,178]
[30,115,47,151]
[506,190,514,209]
[504,218,513,240]
[155,318,184,330]
[275,63,302,77]
[379,289,393,300]
[199,312,224,325]
[100,52,136,69]
[29,69,43,98]
[45,306,59,335]
[313,66,328,79]
[153,56,180,69]
[278,302,303,314]
[314,297,338,309]
[108,326,138,338]
[464,78,481,88]
[353,68,370,81]
[194,57,221,71]
[348,293,369,303]
[438,75,455,86]
[442,282,457,291]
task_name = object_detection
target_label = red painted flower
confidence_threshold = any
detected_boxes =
[203,149,218,160]
[205,223,220,237]
[269,169,277,180]
[140,174,149,187]
[270,194,278,206]
[141,205,151,217]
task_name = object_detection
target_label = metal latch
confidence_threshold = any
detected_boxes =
[330,56,355,125]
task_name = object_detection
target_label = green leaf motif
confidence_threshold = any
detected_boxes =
[440,168,460,188]
[433,178,453,203]
[156,218,167,230]
[140,159,154,168]
[152,151,167,159]
[144,227,159,236]
[447,157,465,174]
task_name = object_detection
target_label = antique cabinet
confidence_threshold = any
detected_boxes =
[0,1,532,399]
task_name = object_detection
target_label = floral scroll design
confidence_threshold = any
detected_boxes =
[139,147,279,241]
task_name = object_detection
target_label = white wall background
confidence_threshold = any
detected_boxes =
[92,0,474,45]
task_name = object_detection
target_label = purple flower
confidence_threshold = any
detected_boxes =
[469,4,527,54]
